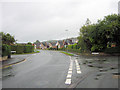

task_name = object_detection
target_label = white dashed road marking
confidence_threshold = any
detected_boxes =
[65,79,71,85]
[75,59,81,74]
[65,56,73,85]
[65,57,82,85]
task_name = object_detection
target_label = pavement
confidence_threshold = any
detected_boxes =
[71,55,119,88]
[2,54,32,66]
[1,50,119,88]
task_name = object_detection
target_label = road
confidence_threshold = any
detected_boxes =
[2,50,119,88]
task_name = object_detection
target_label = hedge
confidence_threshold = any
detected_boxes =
[24,45,34,53]
[16,45,24,54]
[11,45,34,54]
[2,44,11,57]
[67,44,80,50]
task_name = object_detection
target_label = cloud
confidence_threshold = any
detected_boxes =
[1,0,119,42]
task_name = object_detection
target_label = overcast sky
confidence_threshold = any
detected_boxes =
[0,0,119,43]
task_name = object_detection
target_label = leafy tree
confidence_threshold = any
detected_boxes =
[34,40,40,45]
[27,42,32,45]
[1,32,15,45]
[78,14,120,52]
[34,40,40,48]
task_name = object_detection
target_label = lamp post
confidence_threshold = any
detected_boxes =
[65,30,69,52]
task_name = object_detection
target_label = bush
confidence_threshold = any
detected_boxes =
[2,44,11,57]
[68,45,73,49]
[16,45,24,54]
[11,45,34,54]
[24,45,34,53]
[11,45,17,51]
[67,44,80,50]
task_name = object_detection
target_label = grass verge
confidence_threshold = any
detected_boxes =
[60,51,74,56]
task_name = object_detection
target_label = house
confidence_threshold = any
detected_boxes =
[40,42,50,49]
[71,38,79,44]
[40,42,46,49]
[56,41,62,48]
[62,40,68,48]
[34,42,41,49]
[45,42,49,48]
[49,43,53,48]
[49,42,57,49]
[65,39,73,45]
[56,40,68,48]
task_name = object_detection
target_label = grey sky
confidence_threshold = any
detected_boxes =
[1,0,119,43]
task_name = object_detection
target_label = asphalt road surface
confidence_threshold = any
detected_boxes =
[2,50,119,88]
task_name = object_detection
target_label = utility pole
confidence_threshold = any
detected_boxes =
[65,30,69,52]
[118,1,120,15]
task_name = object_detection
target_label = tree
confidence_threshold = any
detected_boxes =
[78,14,120,52]
[1,32,15,45]
[34,40,40,49]
[27,42,32,45]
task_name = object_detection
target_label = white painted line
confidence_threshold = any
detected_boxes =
[67,74,72,78]
[65,56,73,85]
[77,70,81,74]
[77,68,80,70]
[68,71,72,74]
[69,68,72,71]
[75,59,82,74]
[65,79,71,85]
[76,66,80,68]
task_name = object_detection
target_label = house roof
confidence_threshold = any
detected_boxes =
[50,42,56,46]
[41,42,45,46]
[58,41,63,46]
[65,39,73,44]
[64,41,68,45]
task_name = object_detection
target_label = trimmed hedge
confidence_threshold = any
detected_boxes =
[68,44,80,50]
[2,44,11,57]
[24,45,34,53]
[16,45,24,54]
[11,45,34,54]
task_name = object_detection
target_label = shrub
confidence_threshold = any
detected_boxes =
[11,45,17,51]
[2,44,11,57]
[24,45,34,53]
[16,45,24,54]
[11,45,34,54]
[68,45,73,49]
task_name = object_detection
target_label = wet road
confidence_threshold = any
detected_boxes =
[2,50,119,88]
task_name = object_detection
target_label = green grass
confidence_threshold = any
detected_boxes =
[34,50,40,53]
[60,51,74,56]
